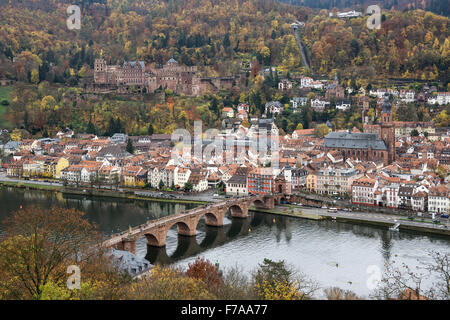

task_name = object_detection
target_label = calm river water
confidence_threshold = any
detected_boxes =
[1,186,449,298]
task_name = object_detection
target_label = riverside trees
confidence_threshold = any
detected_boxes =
[0,206,130,299]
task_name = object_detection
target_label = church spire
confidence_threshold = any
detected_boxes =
[380,93,394,164]
[381,92,391,113]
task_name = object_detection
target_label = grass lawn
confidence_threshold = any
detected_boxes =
[0,86,13,129]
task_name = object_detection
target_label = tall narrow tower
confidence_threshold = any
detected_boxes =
[94,58,107,84]
[380,93,395,164]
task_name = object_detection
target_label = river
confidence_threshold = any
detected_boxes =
[1,186,449,298]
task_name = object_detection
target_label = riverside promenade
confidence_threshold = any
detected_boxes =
[250,204,450,237]
[1,173,448,237]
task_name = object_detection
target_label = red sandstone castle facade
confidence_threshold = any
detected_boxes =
[93,58,238,96]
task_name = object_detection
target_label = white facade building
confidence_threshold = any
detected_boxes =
[428,186,449,214]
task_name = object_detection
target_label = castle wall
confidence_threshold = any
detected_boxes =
[94,59,236,96]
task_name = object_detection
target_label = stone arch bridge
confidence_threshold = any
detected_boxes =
[102,194,288,254]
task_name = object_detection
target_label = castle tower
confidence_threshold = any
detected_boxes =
[380,93,395,164]
[94,58,107,84]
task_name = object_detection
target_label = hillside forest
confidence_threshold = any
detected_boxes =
[0,0,448,137]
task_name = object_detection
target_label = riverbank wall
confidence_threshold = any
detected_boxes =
[249,206,323,220]
[0,180,207,205]
[2,179,448,237]
[251,205,450,237]
[323,215,450,237]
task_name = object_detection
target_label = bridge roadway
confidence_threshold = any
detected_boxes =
[102,194,287,254]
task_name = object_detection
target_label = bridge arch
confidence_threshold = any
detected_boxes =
[250,198,266,209]
[169,234,202,260]
[199,211,225,227]
[144,220,196,248]
[277,184,284,194]
[226,216,250,238]
[107,194,285,254]
[145,233,164,247]
[146,215,261,265]
[228,204,248,218]
[145,245,171,265]
[167,220,196,237]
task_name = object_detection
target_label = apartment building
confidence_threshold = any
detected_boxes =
[174,167,191,188]
[316,167,361,196]
[351,176,379,206]
[247,167,275,195]
[226,167,251,196]
[428,185,449,214]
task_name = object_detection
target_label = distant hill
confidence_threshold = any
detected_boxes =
[0,0,448,138]
[279,0,449,17]
[0,0,448,84]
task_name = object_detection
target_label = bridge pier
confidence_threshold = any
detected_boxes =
[204,209,226,227]
[104,194,288,253]
[145,245,171,265]
[115,237,137,255]
[263,197,275,209]
[145,225,168,247]
[177,220,197,236]
[146,233,164,247]
[229,204,249,218]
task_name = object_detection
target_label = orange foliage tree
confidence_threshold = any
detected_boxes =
[185,257,224,293]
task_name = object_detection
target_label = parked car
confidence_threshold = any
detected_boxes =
[441,214,449,219]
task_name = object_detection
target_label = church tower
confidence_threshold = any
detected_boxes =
[380,93,395,164]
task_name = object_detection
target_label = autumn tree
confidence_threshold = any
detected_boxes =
[371,250,450,300]
[216,265,255,300]
[185,257,224,294]
[252,259,318,300]
[0,206,108,299]
[314,123,331,138]
[324,287,361,300]
[127,265,215,300]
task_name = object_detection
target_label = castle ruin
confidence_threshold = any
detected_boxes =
[91,58,239,96]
